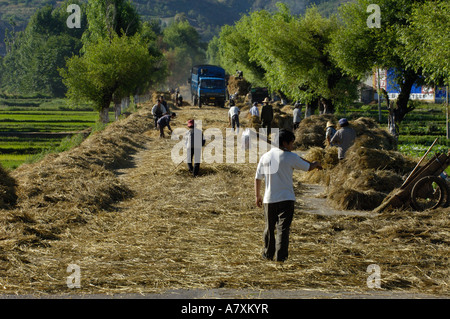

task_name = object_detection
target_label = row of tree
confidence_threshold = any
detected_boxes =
[0,0,206,122]
[208,0,450,123]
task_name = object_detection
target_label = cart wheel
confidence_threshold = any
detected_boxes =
[410,176,449,211]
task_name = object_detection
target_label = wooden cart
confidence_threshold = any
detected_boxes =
[375,139,450,213]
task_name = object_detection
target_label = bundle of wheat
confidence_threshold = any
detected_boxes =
[297,116,417,211]
[294,114,336,150]
[227,76,251,97]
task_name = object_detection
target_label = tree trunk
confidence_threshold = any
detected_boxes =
[322,98,334,114]
[393,71,418,123]
[100,107,110,124]
[305,98,319,118]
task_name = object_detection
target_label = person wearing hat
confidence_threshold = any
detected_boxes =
[325,121,337,146]
[293,102,302,130]
[330,118,356,160]
[157,112,176,138]
[260,97,273,136]
[184,119,205,177]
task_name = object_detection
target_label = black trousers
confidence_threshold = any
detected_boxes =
[231,114,240,132]
[187,147,201,176]
[263,200,295,262]
[261,120,271,136]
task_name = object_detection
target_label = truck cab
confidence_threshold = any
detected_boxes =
[190,65,227,108]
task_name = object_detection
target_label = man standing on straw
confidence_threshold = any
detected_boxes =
[152,99,167,130]
[260,97,273,136]
[255,129,322,262]
[228,103,241,134]
[330,118,356,160]
[185,119,205,177]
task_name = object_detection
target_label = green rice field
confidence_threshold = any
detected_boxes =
[0,96,114,170]
[342,102,450,174]
[0,95,449,173]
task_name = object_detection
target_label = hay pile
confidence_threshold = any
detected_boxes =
[152,91,172,104]
[2,106,154,249]
[300,116,417,211]
[294,114,336,150]
[0,164,17,209]
[0,102,448,296]
[272,104,293,130]
[227,76,251,96]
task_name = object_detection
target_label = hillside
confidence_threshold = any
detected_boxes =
[0,0,348,56]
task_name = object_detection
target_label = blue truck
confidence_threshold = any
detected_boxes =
[189,65,227,108]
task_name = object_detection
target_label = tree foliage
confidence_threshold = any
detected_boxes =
[82,0,142,45]
[0,0,86,96]
[60,33,166,122]
[214,4,358,111]
[399,0,450,86]
[329,0,428,123]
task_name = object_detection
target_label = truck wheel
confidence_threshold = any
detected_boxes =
[410,176,449,211]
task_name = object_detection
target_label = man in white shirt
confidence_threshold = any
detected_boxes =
[228,104,240,133]
[255,129,322,262]
[293,102,302,130]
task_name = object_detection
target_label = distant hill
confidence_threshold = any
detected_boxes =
[0,0,349,56]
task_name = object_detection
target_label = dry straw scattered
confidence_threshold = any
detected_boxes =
[0,101,448,297]
[300,117,418,211]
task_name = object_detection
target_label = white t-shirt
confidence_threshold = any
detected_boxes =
[255,148,310,203]
[228,106,240,118]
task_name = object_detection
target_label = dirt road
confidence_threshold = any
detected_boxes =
[1,102,448,299]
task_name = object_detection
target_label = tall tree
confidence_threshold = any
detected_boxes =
[0,1,86,96]
[399,0,450,86]
[216,4,358,111]
[251,5,358,112]
[82,0,142,45]
[60,33,166,123]
[216,15,266,86]
[329,0,427,123]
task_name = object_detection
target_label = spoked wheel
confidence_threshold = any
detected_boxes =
[410,176,449,211]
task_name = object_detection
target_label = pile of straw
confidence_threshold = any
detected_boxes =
[272,104,293,130]
[0,101,447,297]
[3,107,154,250]
[299,116,417,211]
[294,114,337,150]
[0,164,17,209]
[152,91,172,104]
[227,76,251,96]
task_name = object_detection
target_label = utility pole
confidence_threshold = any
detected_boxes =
[377,68,382,123]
